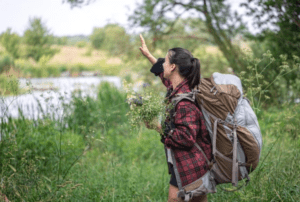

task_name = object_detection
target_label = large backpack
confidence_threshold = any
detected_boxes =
[167,72,263,202]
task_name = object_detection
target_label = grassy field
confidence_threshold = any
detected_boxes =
[0,42,242,78]
[47,45,122,66]
[0,81,299,202]
[3,40,296,202]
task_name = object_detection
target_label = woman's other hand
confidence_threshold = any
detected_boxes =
[144,121,151,129]
[139,34,150,57]
[144,121,163,134]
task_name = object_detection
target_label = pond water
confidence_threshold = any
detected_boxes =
[1,74,299,126]
[0,76,125,125]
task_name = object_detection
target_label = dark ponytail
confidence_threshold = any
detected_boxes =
[168,47,201,90]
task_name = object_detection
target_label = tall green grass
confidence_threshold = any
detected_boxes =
[0,80,299,201]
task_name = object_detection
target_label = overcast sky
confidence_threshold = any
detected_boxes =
[0,0,268,37]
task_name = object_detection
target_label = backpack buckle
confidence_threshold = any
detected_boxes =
[210,86,216,93]
[177,189,186,199]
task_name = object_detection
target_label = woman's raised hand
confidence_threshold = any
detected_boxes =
[139,34,151,57]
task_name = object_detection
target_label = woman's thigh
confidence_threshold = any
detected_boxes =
[167,184,208,202]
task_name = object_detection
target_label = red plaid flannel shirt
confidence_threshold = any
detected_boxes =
[157,71,212,187]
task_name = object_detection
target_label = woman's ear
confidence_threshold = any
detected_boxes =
[171,64,177,72]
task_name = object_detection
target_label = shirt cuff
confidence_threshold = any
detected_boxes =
[150,58,165,76]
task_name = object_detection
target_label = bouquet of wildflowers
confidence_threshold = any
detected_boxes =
[122,80,174,132]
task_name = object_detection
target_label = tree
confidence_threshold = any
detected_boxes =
[90,27,106,49]
[128,0,249,72]
[90,24,131,57]
[241,0,300,54]
[240,0,300,105]
[23,17,59,62]
[241,0,300,30]
[62,0,96,8]
[102,24,131,56]
[0,28,20,59]
[153,17,214,53]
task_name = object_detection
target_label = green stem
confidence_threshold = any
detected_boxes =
[261,72,284,94]
[254,134,281,178]
[280,67,299,77]
[250,87,255,111]
[259,60,274,75]
[262,66,298,94]
[255,63,262,109]
[57,128,62,183]
[112,158,115,202]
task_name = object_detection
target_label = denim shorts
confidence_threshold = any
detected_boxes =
[169,163,178,187]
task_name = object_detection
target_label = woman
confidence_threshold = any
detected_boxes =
[139,34,212,202]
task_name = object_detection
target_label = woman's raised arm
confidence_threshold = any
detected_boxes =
[139,34,157,65]
[139,34,171,87]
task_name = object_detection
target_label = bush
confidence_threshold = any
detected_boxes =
[30,66,49,78]
[58,64,68,72]
[76,41,87,48]
[74,63,86,72]
[90,24,131,57]
[239,40,300,106]
[238,49,300,108]
[65,81,129,136]
[46,65,61,77]
[83,45,93,57]
[0,73,20,97]
[91,59,122,76]
[0,53,14,74]
[0,28,20,59]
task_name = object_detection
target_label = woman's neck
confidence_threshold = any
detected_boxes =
[169,74,185,90]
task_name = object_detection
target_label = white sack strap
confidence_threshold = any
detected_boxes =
[212,118,218,157]
[232,120,239,187]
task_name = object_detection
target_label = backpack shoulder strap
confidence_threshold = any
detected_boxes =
[169,92,196,120]
[170,88,200,110]
[169,90,211,164]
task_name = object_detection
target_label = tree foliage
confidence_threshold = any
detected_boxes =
[152,17,214,53]
[0,28,20,59]
[90,24,131,57]
[240,0,300,105]
[241,0,300,30]
[128,0,249,72]
[128,0,300,106]
[241,0,300,54]
[23,17,59,62]
[0,53,14,74]
[62,0,96,8]
[90,27,106,49]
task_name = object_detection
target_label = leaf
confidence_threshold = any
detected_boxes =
[43,175,51,182]
[8,164,16,172]
[46,184,52,193]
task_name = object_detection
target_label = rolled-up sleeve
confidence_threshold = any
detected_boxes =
[165,100,200,150]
